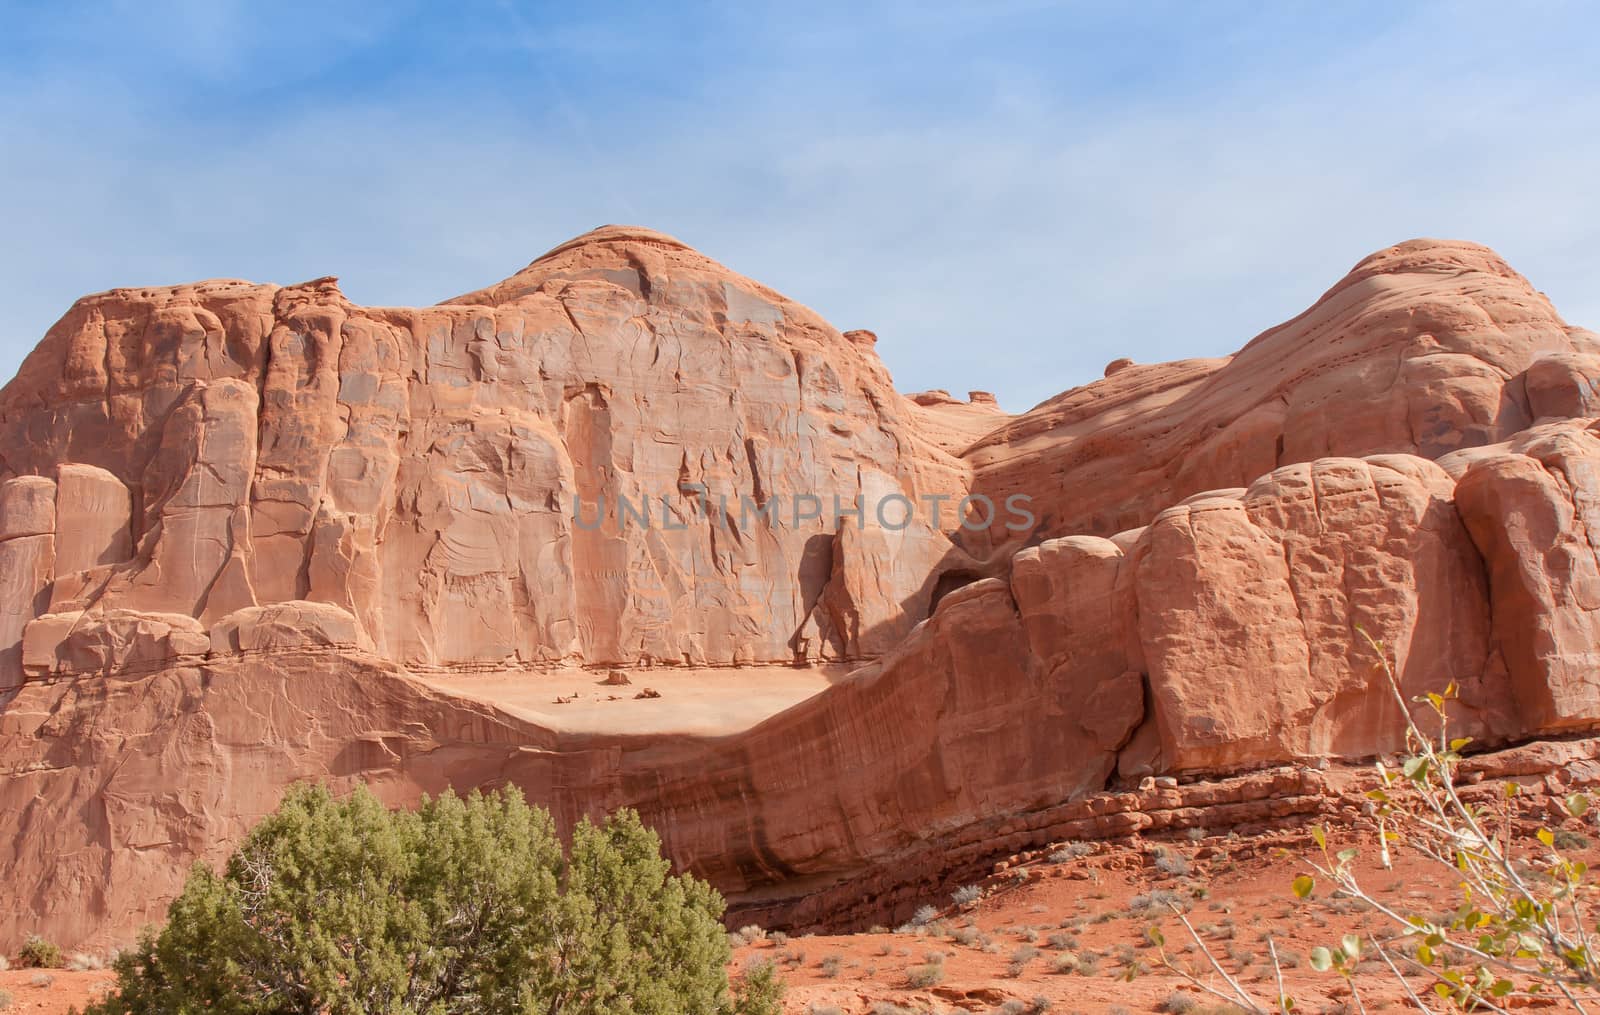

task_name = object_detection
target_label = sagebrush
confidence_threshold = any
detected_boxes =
[81,783,781,1015]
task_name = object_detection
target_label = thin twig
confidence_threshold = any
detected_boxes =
[1166,905,1268,1014]
[1370,936,1436,1013]
[1266,937,1289,1014]
[1390,947,1513,1015]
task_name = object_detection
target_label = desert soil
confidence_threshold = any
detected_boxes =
[731,822,1598,1014]
[14,817,1597,1014]
[417,663,857,736]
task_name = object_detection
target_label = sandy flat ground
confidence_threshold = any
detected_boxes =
[414,663,860,736]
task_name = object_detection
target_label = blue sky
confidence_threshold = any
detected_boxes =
[3,2,1597,411]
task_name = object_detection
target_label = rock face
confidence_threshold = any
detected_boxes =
[965,240,1600,548]
[1127,455,1506,773]
[1454,421,1600,733]
[5,231,1600,949]
[0,227,967,679]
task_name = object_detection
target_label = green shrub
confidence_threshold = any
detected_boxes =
[1050,952,1079,974]
[1161,992,1197,1013]
[728,958,784,1015]
[905,958,943,987]
[1554,828,1589,850]
[1049,842,1094,863]
[728,924,767,947]
[82,783,780,1015]
[17,934,63,969]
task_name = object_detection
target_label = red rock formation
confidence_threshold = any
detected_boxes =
[1126,455,1506,773]
[906,389,1012,455]
[0,227,969,679]
[1454,420,1600,734]
[6,231,1600,951]
[966,240,1600,547]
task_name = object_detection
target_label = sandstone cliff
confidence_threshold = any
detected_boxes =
[0,227,976,679]
[4,232,1600,949]
[965,240,1600,546]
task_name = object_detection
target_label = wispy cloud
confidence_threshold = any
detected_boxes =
[2,1,1596,410]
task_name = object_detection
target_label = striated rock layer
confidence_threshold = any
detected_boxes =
[4,231,1600,948]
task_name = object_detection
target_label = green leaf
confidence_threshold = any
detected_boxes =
[1292,875,1314,899]
[1341,934,1360,959]
[1568,793,1591,818]
[73,785,750,1015]
[1309,946,1333,972]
